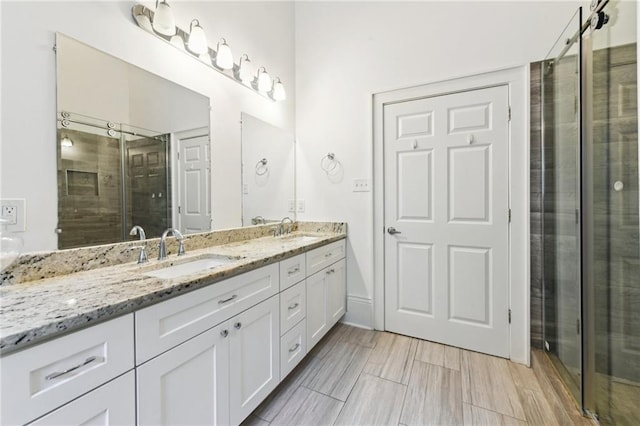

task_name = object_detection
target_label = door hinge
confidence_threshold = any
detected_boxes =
[508,309,512,324]
[508,106,512,121]
[577,318,581,334]
[508,209,512,223]
[177,151,180,159]
[575,208,580,224]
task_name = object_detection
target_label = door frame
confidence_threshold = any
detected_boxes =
[372,66,530,365]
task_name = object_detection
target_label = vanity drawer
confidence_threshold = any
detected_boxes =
[280,280,306,335]
[135,263,279,364]
[306,239,346,276]
[280,319,306,381]
[279,253,306,291]
[1,314,134,426]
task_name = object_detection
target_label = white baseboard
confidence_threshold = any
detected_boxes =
[342,295,373,329]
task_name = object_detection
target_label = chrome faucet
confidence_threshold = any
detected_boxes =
[129,225,148,264]
[158,228,186,260]
[278,217,294,236]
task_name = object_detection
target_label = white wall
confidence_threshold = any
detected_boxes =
[0,1,295,252]
[294,1,592,328]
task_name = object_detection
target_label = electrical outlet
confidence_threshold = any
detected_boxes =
[2,206,17,225]
[297,199,306,213]
[0,199,26,232]
[353,178,371,192]
[288,199,296,212]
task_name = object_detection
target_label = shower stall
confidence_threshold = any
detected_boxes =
[57,112,172,249]
[541,1,638,424]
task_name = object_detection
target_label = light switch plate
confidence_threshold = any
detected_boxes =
[352,178,371,192]
[288,199,296,212]
[296,199,306,213]
[0,199,26,232]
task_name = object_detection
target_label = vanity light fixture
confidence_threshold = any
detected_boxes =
[215,38,234,70]
[256,67,272,93]
[152,0,176,36]
[60,135,73,147]
[131,4,284,102]
[187,19,208,55]
[238,54,254,85]
[272,78,286,101]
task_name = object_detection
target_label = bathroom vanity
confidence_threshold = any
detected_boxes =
[0,223,346,425]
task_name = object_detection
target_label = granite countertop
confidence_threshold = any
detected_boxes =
[0,229,345,355]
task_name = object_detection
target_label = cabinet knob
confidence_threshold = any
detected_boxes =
[234,322,242,329]
[220,329,229,337]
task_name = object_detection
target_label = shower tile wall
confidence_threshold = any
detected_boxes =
[57,128,123,248]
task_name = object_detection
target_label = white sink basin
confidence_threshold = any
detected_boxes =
[281,234,322,244]
[145,255,237,280]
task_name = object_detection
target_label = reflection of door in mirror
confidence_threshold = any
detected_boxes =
[240,113,295,226]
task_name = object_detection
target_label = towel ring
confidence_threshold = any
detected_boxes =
[255,158,268,176]
[320,153,338,173]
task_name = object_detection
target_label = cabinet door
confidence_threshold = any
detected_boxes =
[327,258,347,327]
[137,322,230,426]
[29,371,135,426]
[306,271,328,350]
[229,295,280,425]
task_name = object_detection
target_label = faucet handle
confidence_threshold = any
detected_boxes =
[131,245,148,264]
[177,240,186,256]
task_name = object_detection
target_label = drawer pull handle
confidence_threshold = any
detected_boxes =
[220,329,229,338]
[289,343,301,352]
[234,322,242,329]
[45,355,103,381]
[288,266,300,275]
[326,268,335,275]
[325,252,333,258]
[288,302,299,310]
[218,294,238,304]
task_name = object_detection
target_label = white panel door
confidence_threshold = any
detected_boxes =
[137,322,230,426]
[384,85,510,358]
[178,134,211,233]
[306,271,328,350]
[229,295,280,425]
[327,258,347,326]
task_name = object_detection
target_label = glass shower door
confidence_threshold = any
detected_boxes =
[585,1,639,423]
[542,8,583,403]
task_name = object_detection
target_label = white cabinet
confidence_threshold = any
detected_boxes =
[229,295,280,425]
[327,258,347,325]
[29,372,135,426]
[135,263,279,364]
[306,270,329,350]
[1,314,134,426]
[136,295,280,426]
[279,253,306,291]
[136,322,230,426]
[305,245,347,351]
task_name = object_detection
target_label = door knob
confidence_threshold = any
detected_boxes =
[387,227,402,235]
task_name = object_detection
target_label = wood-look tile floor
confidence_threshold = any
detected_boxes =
[243,324,594,426]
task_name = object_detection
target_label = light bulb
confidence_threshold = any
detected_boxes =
[61,135,73,147]
[152,0,176,36]
[256,67,272,93]
[215,39,234,70]
[169,33,184,50]
[272,78,286,101]
[187,19,208,55]
[238,54,254,85]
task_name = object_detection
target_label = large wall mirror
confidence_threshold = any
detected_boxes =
[241,113,295,226]
[56,33,211,249]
